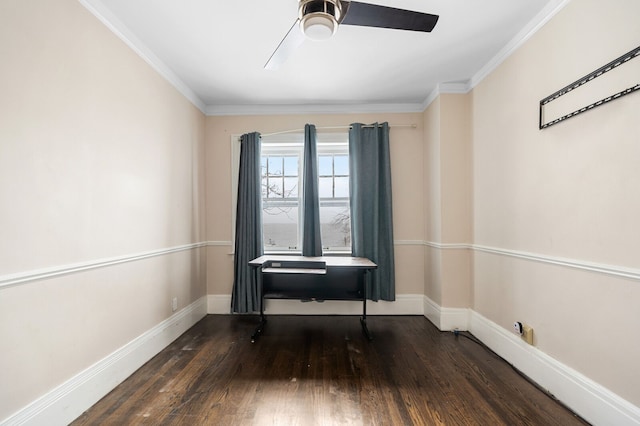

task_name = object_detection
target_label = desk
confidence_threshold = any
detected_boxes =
[249,255,377,342]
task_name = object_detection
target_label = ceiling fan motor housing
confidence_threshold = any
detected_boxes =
[299,0,343,40]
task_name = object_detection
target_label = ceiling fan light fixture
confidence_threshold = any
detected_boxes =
[298,0,342,41]
[301,13,337,40]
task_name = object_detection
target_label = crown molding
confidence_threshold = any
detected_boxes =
[421,0,570,111]
[79,0,207,114]
[439,81,473,94]
[79,0,570,117]
[204,102,426,116]
[421,80,474,110]
[213,0,570,116]
[469,0,571,89]
[421,88,440,111]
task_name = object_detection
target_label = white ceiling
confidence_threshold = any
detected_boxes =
[80,0,568,115]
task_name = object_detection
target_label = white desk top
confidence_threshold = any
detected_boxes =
[249,255,377,269]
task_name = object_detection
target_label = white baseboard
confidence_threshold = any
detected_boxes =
[209,295,469,326]
[423,296,470,331]
[207,294,424,315]
[469,311,640,426]
[1,297,207,426]
[13,293,635,426]
[208,294,232,314]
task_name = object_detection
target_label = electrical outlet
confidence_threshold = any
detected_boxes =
[522,325,534,345]
[172,297,178,312]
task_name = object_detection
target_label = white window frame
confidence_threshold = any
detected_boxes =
[230,132,350,255]
[316,143,351,253]
[261,140,304,252]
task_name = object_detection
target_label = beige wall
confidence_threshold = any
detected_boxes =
[471,0,640,405]
[423,99,442,303]
[2,0,639,419]
[423,94,473,308]
[205,113,425,295]
[0,0,207,420]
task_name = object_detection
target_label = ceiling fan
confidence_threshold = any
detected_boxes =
[265,0,439,69]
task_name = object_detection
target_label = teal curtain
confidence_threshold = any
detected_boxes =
[349,123,395,301]
[301,124,323,256]
[231,132,263,313]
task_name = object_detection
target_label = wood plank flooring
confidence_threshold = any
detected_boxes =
[72,315,589,425]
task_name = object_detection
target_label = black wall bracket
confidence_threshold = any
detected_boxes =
[539,45,640,130]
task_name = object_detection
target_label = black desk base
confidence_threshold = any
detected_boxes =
[250,316,267,343]
[250,299,372,343]
[248,256,377,342]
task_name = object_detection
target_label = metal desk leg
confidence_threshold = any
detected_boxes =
[251,315,266,343]
[360,270,373,341]
[251,268,267,343]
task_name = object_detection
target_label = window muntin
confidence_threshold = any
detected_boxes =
[317,148,350,250]
[262,155,299,199]
[260,134,350,253]
[261,145,303,251]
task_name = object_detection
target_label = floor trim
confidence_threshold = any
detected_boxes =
[1,297,207,426]
[6,297,638,426]
[207,294,425,316]
[469,311,640,426]
[423,296,470,331]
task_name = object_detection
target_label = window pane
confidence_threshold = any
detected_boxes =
[261,156,267,175]
[283,156,298,176]
[318,156,333,176]
[267,157,283,176]
[259,140,308,252]
[320,205,351,248]
[319,177,333,198]
[334,155,349,175]
[268,177,283,198]
[258,135,348,253]
[283,177,298,198]
[334,176,349,198]
[263,205,299,249]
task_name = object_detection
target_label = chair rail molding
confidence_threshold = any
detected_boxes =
[424,241,640,282]
[472,244,640,282]
[0,242,208,290]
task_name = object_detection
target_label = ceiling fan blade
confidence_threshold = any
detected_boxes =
[339,1,439,32]
[265,19,305,70]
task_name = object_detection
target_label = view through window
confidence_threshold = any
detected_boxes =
[261,133,350,252]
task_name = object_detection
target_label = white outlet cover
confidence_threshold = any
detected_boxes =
[513,321,523,335]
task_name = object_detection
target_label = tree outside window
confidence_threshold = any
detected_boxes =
[260,135,350,252]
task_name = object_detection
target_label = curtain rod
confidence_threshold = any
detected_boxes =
[261,124,416,138]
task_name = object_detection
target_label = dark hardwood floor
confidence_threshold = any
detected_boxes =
[72,315,588,425]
